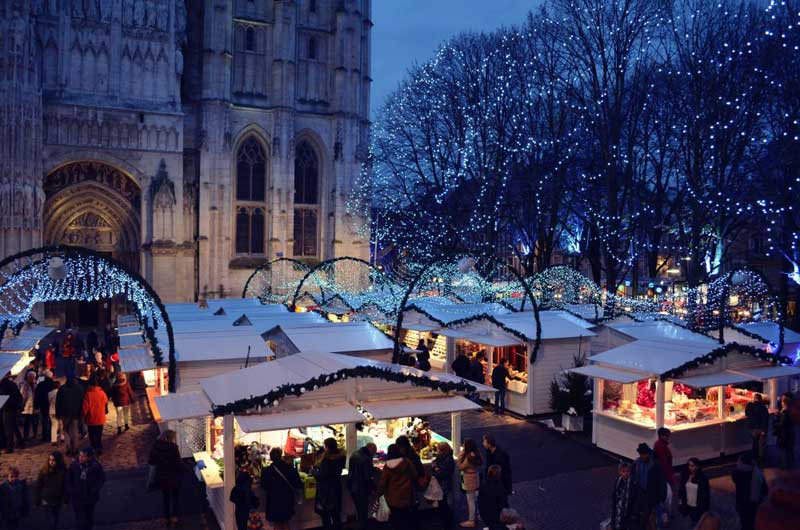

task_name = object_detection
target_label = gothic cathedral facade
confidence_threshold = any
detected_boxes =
[0,0,372,303]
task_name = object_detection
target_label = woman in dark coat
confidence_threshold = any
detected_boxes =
[478,465,507,530]
[610,462,636,530]
[230,471,259,530]
[33,452,67,530]
[312,437,346,530]
[148,429,183,526]
[260,447,303,530]
[432,442,456,529]
[678,457,711,524]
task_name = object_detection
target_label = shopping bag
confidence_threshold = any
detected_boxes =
[424,476,444,502]
[375,496,391,522]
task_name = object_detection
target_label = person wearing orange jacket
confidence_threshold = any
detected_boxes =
[81,377,108,455]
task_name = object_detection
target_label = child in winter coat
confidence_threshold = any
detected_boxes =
[0,467,30,529]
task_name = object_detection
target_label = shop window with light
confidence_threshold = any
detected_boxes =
[601,379,723,427]
[293,141,319,257]
[491,345,528,386]
[235,137,267,255]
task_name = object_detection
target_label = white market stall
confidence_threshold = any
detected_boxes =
[264,322,394,360]
[154,352,492,530]
[574,338,800,464]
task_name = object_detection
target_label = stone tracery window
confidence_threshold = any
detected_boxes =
[293,141,319,257]
[235,137,267,255]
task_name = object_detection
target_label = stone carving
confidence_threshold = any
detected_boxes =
[334,122,343,161]
[45,161,142,210]
[69,212,111,228]
[44,110,181,152]
[150,159,176,241]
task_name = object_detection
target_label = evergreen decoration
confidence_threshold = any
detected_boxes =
[660,342,791,381]
[550,356,592,417]
[211,365,479,417]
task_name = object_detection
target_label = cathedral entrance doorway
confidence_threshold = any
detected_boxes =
[42,161,142,328]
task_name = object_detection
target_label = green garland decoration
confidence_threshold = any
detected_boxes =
[660,342,791,381]
[211,365,478,416]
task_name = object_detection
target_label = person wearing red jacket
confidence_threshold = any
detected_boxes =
[654,427,675,526]
[81,377,108,455]
[110,373,136,435]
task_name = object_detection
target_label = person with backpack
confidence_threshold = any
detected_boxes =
[260,447,303,530]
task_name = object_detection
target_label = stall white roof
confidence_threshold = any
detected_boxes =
[405,299,511,325]
[0,395,7,410]
[674,370,757,388]
[0,337,40,353]
[608,321,717,344]
[568,364,646,383]
[274,323,394,354]
[118,327,143,337]
[119,333,145,349]
[590,339,721,376]
[497,312,596,340]
[733,365,800,380]
[200,351,493,408]
[174,332,274,362]
[118,314,138,326]
[169,312,325,334]
[154,391,212,421]
[436,328,522,347]
[119,346,148,359]
[236,403,366,433]
[0,353,23,376]
[119,355,157,373]
[736,322,800,345]
[362,396,479,419]
[544,310,596,330]
[15,327,56,341]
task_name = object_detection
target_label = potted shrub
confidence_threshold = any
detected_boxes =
[550,356,592,432]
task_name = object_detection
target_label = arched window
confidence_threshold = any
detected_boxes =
[235,136,267,255]
[309,0,317,13]
[236,137,266,201]
[245,27,255,52]
[308,37,317,60]
[293,140,319,257]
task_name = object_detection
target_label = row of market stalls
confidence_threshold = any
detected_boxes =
[0,325,58,410]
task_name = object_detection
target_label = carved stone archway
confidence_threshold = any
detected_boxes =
[43,161,141,271]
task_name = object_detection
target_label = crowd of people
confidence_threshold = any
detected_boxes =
[608,389,799,530]
[229,432,522,530]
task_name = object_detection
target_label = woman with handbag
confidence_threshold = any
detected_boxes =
[230,471,260,530]
[312,438,346,530]
[260,447,303,530]
[457,438,483,528]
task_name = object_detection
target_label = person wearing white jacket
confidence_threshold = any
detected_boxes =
[48,381,62,445]
[20,370,38,441]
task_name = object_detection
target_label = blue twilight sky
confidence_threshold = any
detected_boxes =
[370,1,541,117]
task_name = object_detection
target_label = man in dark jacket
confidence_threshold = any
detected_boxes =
[34,370,56,443]
[469,351,486,384]
[732,454,767,530]
[482,434,512,499]
[491,359,510,415]
[348,443,377,530]
[55,377,85,456]
[0,373,23,453]
[66,447,105,530]
[451,351,470,379]
[632,443,667,528]
[745,394,769,463]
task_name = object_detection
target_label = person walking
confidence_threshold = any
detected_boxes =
[34,451,68,530]
[775,393,795,469]
[110,372,135,435]
[653,427,675,526]
[66,447,105,530]
[35,370,57,444]
[20,369,39,441]
[610,462,636,530]
[631,443,667,529]
[416,339,431,371]
[0,467,30,529]
[149,429,184,527]
[47,380,62,445]
[491,359,510,415]
[451,351,471,379]
[55,377,85,456]
[0,372,23,453]
[44,345,57,372]
[313,437,346,530]
[81,377,108,454]
[731,454,767,530]
[62,333,77,380]
[457,438,483,528]
[230,471,259,530]
[478,465,507,530]
[432,442,456,530]
[678,457,710,525]
[482,434,511,500]
[348,442,377,530]
[745,394,769,464]
[260,447,303,530]
[378,443,418,530]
